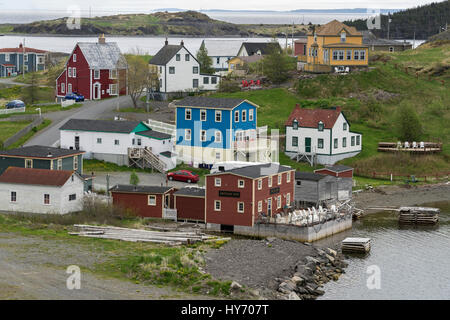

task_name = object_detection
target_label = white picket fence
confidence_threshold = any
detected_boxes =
[146,119,176,137]
[0,107,26,115]
[61,100,76,108]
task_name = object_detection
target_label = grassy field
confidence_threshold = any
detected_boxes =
[0,121,33,143]
[0,85,55,106]
[5,119,52,149]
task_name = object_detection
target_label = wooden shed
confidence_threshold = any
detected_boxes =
[174,187,206,222]
[314,165,353,201]
[294,172,338,208]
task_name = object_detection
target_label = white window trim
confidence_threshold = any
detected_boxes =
[10,191,17,203]
[73,156,78,171]
[148,195,157,206]
[258,201,262,212]
[268,176,272,188]
[185,108,192,120]
[200,130,207,142]
[94,69,100,79]
[61,83,65,94]
[214,200,221,211]
[277,195,282,209]
[43,194,51,206]
[25,159,33,169]
[234,110,239,122]
[73,54,77,62]
[109,83,118,95]
[5,53,10,62]
[185,129,191,141]
[97,138,102,144]
[249,109,254,121]
[215,131,222,143]
[278,174,282,185]
[258,179,262,190]
[215,110,222,122]
[68,67,72,77]
[286,172,291,183]
[114,139,120,146]
[237,202,245,213]
[200,109,207,121]
[242,110,246,122]
[109,69,118,79]
[215,178,221,187]
[72,67,76,78]
[238,179,245,188]
[57,159,62,170]
[286,193,291,206]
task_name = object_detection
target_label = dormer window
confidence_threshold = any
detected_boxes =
[293,119,298,130]
[318,121,324,132]
[341,32,346,43]
[343,123,347,131]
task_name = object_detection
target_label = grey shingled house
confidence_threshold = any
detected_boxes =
[294,171,339,208]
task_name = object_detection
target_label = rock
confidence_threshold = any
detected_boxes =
[249,289,260,297]
[231,281,242,292]
[288,292,301,300]
[332,274,341,281]
[291,276,304,285]
[326,248,337,257]
[279,280,297,293]
[295,264,313,277]
[316,249,326,256]
[295,286,309,294]
[306,261,316,270]
[313,289,325,296]
[305,283,319,294]
[266,237,276,243]
[325,254,335,263]
[305,256,320,264]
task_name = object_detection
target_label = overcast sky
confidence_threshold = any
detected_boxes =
[0,0,441,11]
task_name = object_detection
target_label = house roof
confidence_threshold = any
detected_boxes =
[0,167,75,187]
[1,64,16,67]
[60,119,141,133]
[362,30,412,46]
[315,165,353,173]
[285,104,342,129]
[0,146,84,159]
[0,46,47,54]
[149,44,183,66]
[323,43,368,48]
[311,20,361,36]
[110,184,173,194]
[233,55,264,64]
[174,187,205,197]
[76,42,127,69]
[211,163,293,179]
[174,96,251,110]
[201,40,243,57]
[295,171,328,181]
[240,42,281,55]
[136,130,172,140]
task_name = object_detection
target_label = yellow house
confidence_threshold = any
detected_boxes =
[227,55,264,74]
[305,20,369,73]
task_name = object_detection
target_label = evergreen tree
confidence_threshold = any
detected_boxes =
[262,42,292,84]
[395,103,423,141]
[196,43,215,75]
[129,171,140,186]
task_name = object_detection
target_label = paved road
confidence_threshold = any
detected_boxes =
[25,96,135,147]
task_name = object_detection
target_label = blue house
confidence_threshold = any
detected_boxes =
[0,43,47,78]
[174,96,261,166]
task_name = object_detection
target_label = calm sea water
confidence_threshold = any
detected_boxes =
[316,201,450,300]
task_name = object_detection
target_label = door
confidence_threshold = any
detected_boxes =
[305,137,311,153]
[94,83,101,100]
[267,198,272,216]
[165,194,170,208]
[75,136,80,150]
[326,182,332,200]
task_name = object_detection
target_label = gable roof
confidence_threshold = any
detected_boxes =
[239,42,281,56]
[174,187,205,197]
[210,163,293,179]
[110,184,173,194]
[311,20,361,36]
[0,167,75,187]
[315,165,353,173]
[174,96,255,110]
[285,104,342,129]
[59,119,141,133]
[149,44,183,66]
[0,146,84,159]
[0,46,47,54]
[136,130,172,140]
[295,171,328,181]
[201,40,243,57]
[76,42,127,69]
[362,30,412,46]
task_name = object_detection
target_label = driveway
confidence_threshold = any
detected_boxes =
[25,96,135,147]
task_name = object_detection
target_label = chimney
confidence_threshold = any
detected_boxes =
[335,106,342,112]
[19,43,23,49]
[295,103,301,109]
[165,38,169,46]
[181,40,184,46]
[98,34,106,44]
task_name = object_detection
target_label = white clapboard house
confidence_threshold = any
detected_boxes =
[285,104,362,165]
[0,167,84,214]
[59,119,176,172]
[199,40,242,75]
[149,40,221,100]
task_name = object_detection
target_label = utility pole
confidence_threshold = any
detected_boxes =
[22,38,25,80]
[292,22,294,55]
[116,66,120,112]
[387,14,391,40]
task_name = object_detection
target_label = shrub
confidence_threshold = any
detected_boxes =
[394,103,423,141]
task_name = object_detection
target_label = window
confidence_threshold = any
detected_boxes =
[5,53,10,62]
[114,139,120,145]
[69,194,76,201]
[57,159,62,170]
[347,50,352,60]
[277,195,282,209]
[359,50,366,61]
[73,54,76,62]
[268,176,272,188]
[341,32,346,43]
[338,50,344,60]
[68,67,72,77]
[200,109,207,121]
[94,69,100,79]
[137,139,142,146]
[318,121,324,131]
[242,110,246,122]
[200,130,206,142]
[215,152,221,160]
[203,77,209,85]
[237,202,244,213]
[234,111,239,122]
[297,180,301,186]
[193,79,199,88]
[216,57,220,64]
[38,56,44,64]
[215,131,222,143]
[334,138,338,149]
[389,47,394,53]
[68,84,72,94]
[110,69,117,79]
[249,109,254,121]
[44,194,50,205]
[258,201,262,212]
[73,67,76,77]
[10,191,16,202]
[215,178,221,187]
[185,129,191,141]
[343,123,347,131]
[24,54,28,62]
[286,193,291,206]
[354,50,360,60]
[185,108,191,120]
[215,110,222,122]
[351,136,355,146]
[258,179,262,190]
[109,84,118,95]
[97,138,102,144]
[169,67,175,74]
[318,138,324,149]
[176,54,180,61]
[356,135,361,145]
[25,159,33,169]
[148,195,156,206]
[278,174,282,185]
[293,120,298,130]
[211,77,217,85]
[214,200,221,211]
[193,66,199,74]
[73,156,78,170]
[333,50,344,60]
[238,180,245,188]
[343,137,347,148]
[61,83,65,94]
[185,54,190,61]
[292,136,298,147]
[286,172,291,183]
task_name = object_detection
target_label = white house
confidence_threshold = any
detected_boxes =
[59,119,176,171]
[0,167,84,214]
[237,42,282,57]
[285,105,362,165]
[149,40,221,100]
[199,40,242,75]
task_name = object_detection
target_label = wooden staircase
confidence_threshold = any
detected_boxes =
[128,148,167,173]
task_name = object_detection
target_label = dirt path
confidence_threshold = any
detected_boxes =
[0,232,210,300]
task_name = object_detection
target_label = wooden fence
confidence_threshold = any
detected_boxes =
[2,117,43,148]
[354,169,450,182]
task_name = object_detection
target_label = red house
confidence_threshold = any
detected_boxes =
[174,187,206,222]
[314,165,353,178]
[56,34,127,101]
[294,38,307,57]
[205,164,295,229]
[110,185,175,218]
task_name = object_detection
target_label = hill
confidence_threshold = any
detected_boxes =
[344,0,450,39]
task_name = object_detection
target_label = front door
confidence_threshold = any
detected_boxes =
[165,194,170,208]
[267,198,272,216]
[305,137,311,153]
[94,84,101,100]
[75,136,80,150]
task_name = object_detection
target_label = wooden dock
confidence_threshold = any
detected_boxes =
[398,207,440,225]
[342,237,371,253]
[377,142,442,154]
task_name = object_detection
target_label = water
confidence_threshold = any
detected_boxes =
[317,201,450,300]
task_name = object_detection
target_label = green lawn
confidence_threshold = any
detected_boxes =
[0,121,32,143]
[6,119,52,149]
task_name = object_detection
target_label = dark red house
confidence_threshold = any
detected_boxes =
[174,187,205,222]
[110,185,175,218]
[294,38,307,57]
[56,34,127,101]
[315,165,354,178]
[205,164,295,229]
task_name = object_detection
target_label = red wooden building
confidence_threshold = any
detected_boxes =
[205,164,295,229]
[294,38,308,57]
[315,165,353,178]
[110,185,175,218]
[174,187,206,222]
[56,34,127,101]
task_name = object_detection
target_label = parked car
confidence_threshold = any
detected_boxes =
[5,100,26,109]
[167,170,199,183]
[64,92,85,102]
